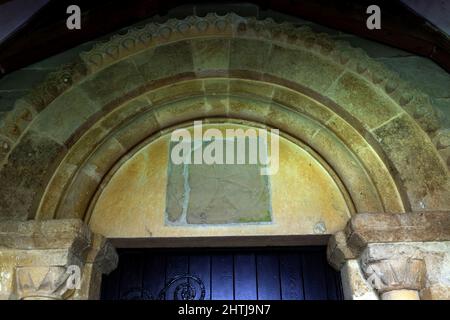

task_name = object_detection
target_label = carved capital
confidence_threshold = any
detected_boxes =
[0,219,118,300]
[360,256,426,294]
[327,212,450,271]
[15,266,77,300]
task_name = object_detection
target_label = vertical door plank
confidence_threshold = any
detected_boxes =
[142,254,166,300]
[279,253,304,300]
[256,253,281,300]
[189,254,211,300]
[101,263,121,300]
[324,263,343,300]
[165,254,189,300]
[118,252,143,300]
[301,250,328,300]
[234,253,257,300]
[101,247,343,301]
[211,254,234,300]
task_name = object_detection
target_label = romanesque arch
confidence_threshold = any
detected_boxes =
[0,13,449,300]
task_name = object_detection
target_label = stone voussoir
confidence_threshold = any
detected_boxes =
[0,12,442,167]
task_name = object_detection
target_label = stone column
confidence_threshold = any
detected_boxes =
[0,219,118,300]
[327,212,450,300]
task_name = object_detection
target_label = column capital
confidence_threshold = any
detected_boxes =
[327,211,450,270]
[360,252,426,294]
[327,212,450,300]
[15,266,76,300]
[0,219,117,300]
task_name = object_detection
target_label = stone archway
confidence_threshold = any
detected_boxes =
[0,13,449,300]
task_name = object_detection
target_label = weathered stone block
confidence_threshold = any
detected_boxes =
[327,71,401,129]
[228,96,271,123]
[266,45,344,93]
[0,98,36,142]
[0,91,27,113]
[146,80,204,106]
[351,146,405,213]
[72,234,118,300]
[204,78,229,95]
[114,112,160,150]
[31,86,100,145]
[133,41,194,81]
[229,79,274,100]
[311,129,383,213]
[80,59,145,107]
[64,125,108,166]
[327,231,355,270]
[57,169,103,219]
[191,38,230,73]
[0,130,65,220]
[205,95,229,116]
[0,219,90,250]
[99,96,151,131]
[372,113,450,210]
[154,97,210,128]
[271,86,334,123]
[229,39,271,72]
[37,162,78,220]
[345,212,450,253]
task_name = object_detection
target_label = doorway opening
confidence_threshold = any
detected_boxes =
[101,246,343,300]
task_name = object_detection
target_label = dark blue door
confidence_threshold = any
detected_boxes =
[101,247,343,300]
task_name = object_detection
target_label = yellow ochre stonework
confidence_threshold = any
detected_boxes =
[89,124,351,238]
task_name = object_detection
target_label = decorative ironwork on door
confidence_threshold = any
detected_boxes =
[121,274,206,300]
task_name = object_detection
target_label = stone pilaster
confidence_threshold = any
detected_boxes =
[0,219,117,300]
[327,212,450,300]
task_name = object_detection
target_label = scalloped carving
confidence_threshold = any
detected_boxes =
[0,12,444,165]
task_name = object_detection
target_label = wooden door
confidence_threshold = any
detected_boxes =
[101,247,343,300]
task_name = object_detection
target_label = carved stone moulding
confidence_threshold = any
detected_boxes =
[0,13,443,167]
[327,211,450,300]
[0,219,117,300]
